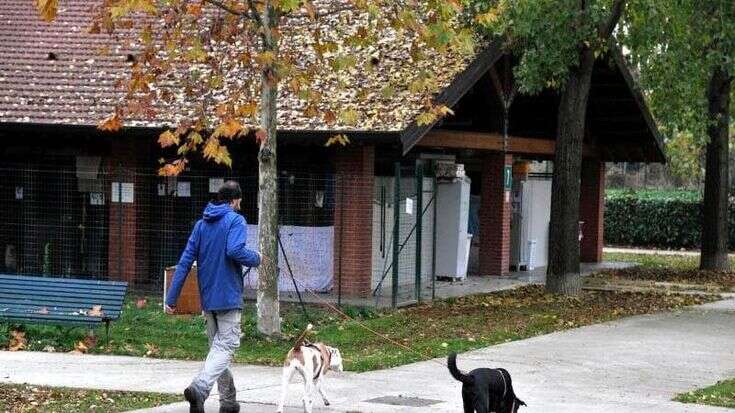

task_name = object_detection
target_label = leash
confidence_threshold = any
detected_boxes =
[287,276,447,368]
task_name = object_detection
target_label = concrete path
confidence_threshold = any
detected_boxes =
[2,298,735,412]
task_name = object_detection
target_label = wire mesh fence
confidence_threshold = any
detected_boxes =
[0,163,439,308]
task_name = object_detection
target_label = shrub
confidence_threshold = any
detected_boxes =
[604,189,704,249]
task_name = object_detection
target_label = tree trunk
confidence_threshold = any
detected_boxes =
[546,48,595,295]
[700,66,731,271]
[256,2,281,336]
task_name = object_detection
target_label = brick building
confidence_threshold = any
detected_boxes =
[0,1,663,298]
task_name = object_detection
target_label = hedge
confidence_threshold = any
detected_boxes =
[604,190,735,249]
[605,190,701,248]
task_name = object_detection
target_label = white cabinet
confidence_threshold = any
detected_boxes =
[435,176,472,279]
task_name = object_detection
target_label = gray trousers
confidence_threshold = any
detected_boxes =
[191,310,242,410]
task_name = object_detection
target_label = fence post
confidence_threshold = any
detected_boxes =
[431,160,437,301]
[415,160,423,303]
[337,174,343,308]
[392,162,400,308]
[117,164,123,281]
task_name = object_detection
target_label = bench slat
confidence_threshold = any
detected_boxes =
[0,303,121,318]
[0,278,128,292]
[0,286,127,300]
[0,294,124,307]
[0,274,127,287]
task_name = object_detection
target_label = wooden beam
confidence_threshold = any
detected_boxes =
[418,129,599,157]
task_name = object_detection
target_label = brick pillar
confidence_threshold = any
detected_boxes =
[580,159,605,263]
[333,145,374,296]
[108,140,139,284]
[479,153,512,276]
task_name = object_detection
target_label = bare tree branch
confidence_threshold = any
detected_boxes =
[246,0,264,27]
[599,0,626,39]
[203,0,245,16]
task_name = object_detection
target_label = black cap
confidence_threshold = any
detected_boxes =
[217,180,242,202]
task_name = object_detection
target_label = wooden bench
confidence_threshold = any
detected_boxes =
[0,274,128,341]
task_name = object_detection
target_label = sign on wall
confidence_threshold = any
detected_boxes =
[504,165,512,190]
[209,178,224,193]
[111,182,134,203]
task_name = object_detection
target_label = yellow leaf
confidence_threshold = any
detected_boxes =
[187,131,203,145]
[36,0,58,22]
[339,109,359,125]
[236,102,258,117]
[213,119,244,139]
[304,105,319,118]
[158,130,179,148]
[8,330,26,351]
[255,51,276,66]
[98,114,122,132]
[416,111,436,126]
[73,340,89,354]
[202,137,220,160]
[324,134,350,147]
[434,105,455,116]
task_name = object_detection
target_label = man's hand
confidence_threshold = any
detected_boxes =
[164,304,176,315]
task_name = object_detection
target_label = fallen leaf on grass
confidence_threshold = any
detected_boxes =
[83,333,98,350]
[8,330,26,351]
[72,341,89,354]
[136,298,148,309]
[144,343,159,357]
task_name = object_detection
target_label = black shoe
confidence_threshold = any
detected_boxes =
[184,386,205,413]
[219,403,240,413]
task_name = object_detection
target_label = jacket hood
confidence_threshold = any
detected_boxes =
[203,202,232,222]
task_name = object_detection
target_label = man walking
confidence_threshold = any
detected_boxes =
[165,180,262,413]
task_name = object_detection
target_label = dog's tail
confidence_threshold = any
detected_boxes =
[291,323,313,350]
[447,353,474,385]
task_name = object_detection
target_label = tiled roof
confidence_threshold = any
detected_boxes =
[0,0,476,132]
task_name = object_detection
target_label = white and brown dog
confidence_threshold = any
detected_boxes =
[277,326,343,413]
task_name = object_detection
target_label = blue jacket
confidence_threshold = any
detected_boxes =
[165,202,261,311]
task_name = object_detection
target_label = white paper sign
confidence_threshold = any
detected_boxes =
[209,178,224,193]
[405,197,414,215]
[90,192,105,205]
[315,190,324,208]
[111,182,134,203]
[157,183,166,196]
[177,181,191,197]
[14,186,23,200]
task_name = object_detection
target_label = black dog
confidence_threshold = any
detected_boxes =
[448,353,526,413]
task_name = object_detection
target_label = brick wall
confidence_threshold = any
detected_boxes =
[580,159,605,263]
[333,145,374,296]
[479,152,512,275]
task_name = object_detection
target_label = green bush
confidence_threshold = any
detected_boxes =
[604,189,704,248]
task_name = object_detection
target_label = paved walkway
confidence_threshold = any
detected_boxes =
[2,297,735,412]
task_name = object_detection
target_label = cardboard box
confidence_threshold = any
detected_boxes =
[163,265,202,314]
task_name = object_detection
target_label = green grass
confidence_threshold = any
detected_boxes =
[675,379,735,408]
[603,252,735,270]
[599,252,735,291]
[0,383,179,413]
[1,285,718,372]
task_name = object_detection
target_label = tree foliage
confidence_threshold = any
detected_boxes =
[623,0,735,141]
[473,0,626,94]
